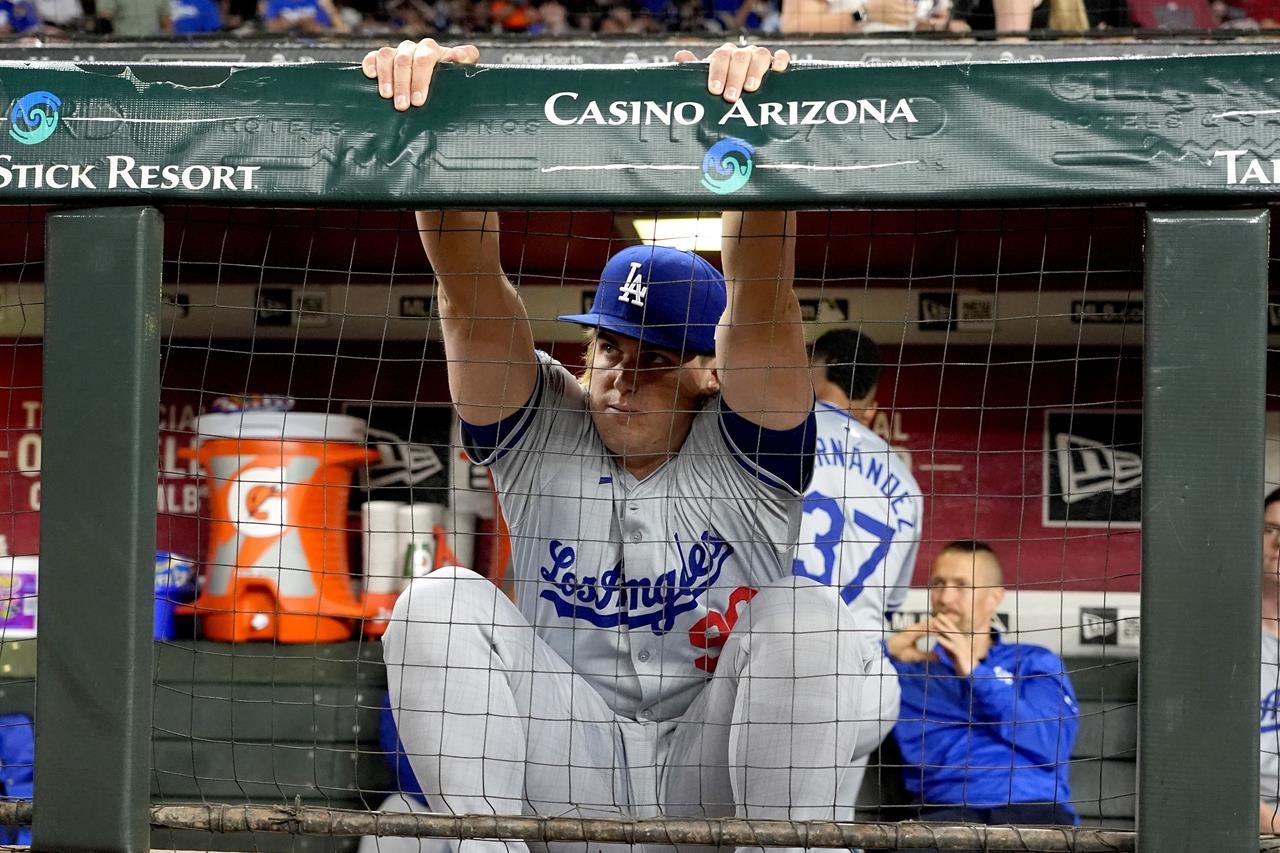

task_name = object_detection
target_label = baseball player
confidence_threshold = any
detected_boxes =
[793,328,922,807]
[1261,488,1280,833]
[366,40,883,853]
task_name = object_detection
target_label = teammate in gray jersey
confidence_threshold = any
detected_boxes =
[1261,488,1280,833]
[366,40,884,853]
[793,328,922,808]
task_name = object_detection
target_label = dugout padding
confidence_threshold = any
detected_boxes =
[0,642,1139,848]
[0,56,1279,208]
[0,640,388,853]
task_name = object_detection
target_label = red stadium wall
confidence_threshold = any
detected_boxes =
[0,337,1149,592]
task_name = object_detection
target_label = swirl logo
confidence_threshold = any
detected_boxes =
[701,138,754,195]
[9,91,61,146]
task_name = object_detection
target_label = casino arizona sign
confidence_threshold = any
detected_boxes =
[543,91,919,128]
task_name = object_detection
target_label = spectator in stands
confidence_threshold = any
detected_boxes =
[674,0,725,30]
[710,0,778,30]
[260,0,350,32]
[384,0,444,33]
[526,0,571,33]
[595,1,636,29]
[947,0,1044,29]
[95,0,170,35]
[1259,488,1280,833]
[778,0,919,38]
[462,0,491,30]
[31,0,82,30]
[171,0,222,32]
[489,0,534,29]
[0,0,42,31]
[218,0,257,29]
[886,540,1079,845]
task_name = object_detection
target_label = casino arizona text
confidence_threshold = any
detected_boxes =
[544,92,918,128]
[0,154,260,192]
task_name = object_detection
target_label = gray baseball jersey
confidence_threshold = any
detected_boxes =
[463,351,805,722]
[793,401,922,630]
[1263,628,1280,808]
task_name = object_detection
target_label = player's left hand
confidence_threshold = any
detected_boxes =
[672,44,790,104]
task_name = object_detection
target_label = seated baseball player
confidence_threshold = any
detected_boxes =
[365,40,888,853]
[885,540,1079,849]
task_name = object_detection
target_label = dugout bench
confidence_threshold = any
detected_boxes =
[0,640,1137,851]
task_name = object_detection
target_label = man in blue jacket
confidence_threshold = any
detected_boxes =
[886,540,1079,841]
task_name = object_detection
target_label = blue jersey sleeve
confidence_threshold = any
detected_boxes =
[460,363,544,465]
[718,401,816,493]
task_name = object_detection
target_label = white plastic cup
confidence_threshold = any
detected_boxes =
[362,501,405,595]
[397,503,444,579]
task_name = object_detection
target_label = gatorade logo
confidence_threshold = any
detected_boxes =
[229,465,289,537]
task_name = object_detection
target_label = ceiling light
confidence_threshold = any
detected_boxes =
[630,217,722,253]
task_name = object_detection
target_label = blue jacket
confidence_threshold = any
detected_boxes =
[262,0,331,27]
[0,0,40,32]
[890,634,1079,819]
[171,0,222,33]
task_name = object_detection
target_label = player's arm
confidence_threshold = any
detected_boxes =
[718,208,810,430]
[364,40,537,427]
[670,44,810,432]
[416,210,537,426]
[705,47,809,430]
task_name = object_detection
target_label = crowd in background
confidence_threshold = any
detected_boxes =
[1,0,1278,41]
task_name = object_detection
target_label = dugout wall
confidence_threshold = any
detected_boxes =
[0,53,1270,853]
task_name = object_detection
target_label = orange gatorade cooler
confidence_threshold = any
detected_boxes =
[183,412,377,643]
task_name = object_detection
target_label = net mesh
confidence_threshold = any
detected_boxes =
[0,203,1164,851]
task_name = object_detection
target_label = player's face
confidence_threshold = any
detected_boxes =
[1263,501,1280,581]
[929,549,1004,635]
[587,331,719,477]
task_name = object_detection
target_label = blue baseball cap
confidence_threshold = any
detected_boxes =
[559,245,727,357]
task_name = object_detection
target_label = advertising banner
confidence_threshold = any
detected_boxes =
[0,54,1279,204]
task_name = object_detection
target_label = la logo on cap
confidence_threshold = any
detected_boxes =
[617,261,648,307]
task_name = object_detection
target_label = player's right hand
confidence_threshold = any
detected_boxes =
[886,619,939,663]
[362,39,480,112]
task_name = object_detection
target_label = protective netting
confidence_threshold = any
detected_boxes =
[1259,230,1280,841]
[0,203,1161,851]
